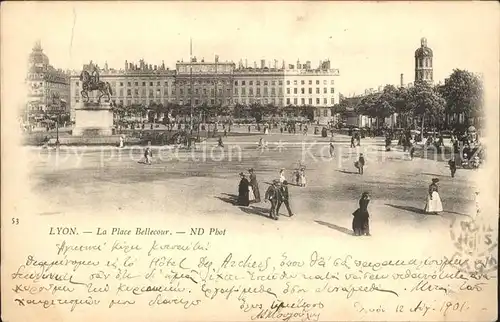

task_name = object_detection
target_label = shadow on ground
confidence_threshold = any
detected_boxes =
[315,220,354,236]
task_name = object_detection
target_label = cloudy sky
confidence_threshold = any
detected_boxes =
[2,2,499,96]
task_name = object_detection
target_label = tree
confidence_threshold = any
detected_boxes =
[250,103,264,123]
[440,69,483,126]
[407,81,446,140]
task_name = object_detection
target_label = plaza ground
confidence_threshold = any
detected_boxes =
[25,132,480,242]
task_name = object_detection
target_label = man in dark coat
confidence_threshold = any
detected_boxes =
[265,180,281,220]
[277,180,294,217]
[448,157,457,178]
[238,173,250,206]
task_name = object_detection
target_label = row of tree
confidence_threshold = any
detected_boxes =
[334,69,483,130]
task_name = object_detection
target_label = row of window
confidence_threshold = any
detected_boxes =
[286,97,335,105]
[286,87,335,95]
[234,88,282,95]
[234,79,334,86]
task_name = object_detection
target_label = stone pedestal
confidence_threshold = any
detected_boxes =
[72,102,114,136]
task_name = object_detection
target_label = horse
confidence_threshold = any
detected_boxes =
[79,70,113,103]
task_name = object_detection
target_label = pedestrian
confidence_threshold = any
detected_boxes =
[238,172,250,207]
[248,125,251,133]
[277,180,294,217]
[329,141,335,158]
[354,153,365,174]
[143,146,152,165]
[352,192,371,236]
[298,167,307,187]
[279,169,286,183]
[248,168,261,203]
[265,180,281,220]
[448,157,457,178]
[409,139,415,160]
[119,136,124,148]
[350,135,356,148]
[424,178,443,215]
[224,129,227,137]
[385,136,392,151]
[218,136,224,148]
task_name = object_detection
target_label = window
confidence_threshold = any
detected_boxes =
[323,98,327,105]
[128,82,131,86]
[120,100,124,105]
[141,89,146,96]
[211,89,215,95]
[157,81,160,86]
[316,98,320,104]
[331,88,335,94]
[119,89,124,96]
[264,81,268,86]
[180,89,184,95]
[331,98,335,105]
[203,88,207,95]
[188,88,192,94]
[286,98,291,105]
[294,88,297,94]
[76,81,79,86]
[218,89,222,96]
[287,88,290,94]
[316,80,320,85]
[279,80,283,85]
[293,98,298,105]
[234,88,238,95]
[135,89,139,96]
[293,80,297,85]
[149,82,153,86]
[323,109,328,117]
[309,88,312,94]
[309,98,312,105]
[249,88,253,95]
[264,98,268,104]
[286,80,290,85]
[242,81,246,86]
[242,88,246,95]
[324,88,327,94]
[271,81,276,85]
[301,80,305,85]
[263,88,268,95]
[149,90,154,97]
[331,80,334,85]
[135,82,139,86]
[249,81,253,86]
[195,89,199,94]
[226,88,230,95]
[301,98,305,105]
[271,88,276,95]
[323,80,327,85]
[278,88,283,94]
[301,88,305,94]
[211,99,215,105]
[195,99,199,105]
[234,81,238,86]
[164,82,168,86]
[279,98,284,106]
[127,89,131,96]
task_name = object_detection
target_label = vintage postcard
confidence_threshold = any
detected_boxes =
[1,2,499,321]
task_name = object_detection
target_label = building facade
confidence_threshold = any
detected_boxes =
[26,41,70,123]
[414,37,433,84]
[68,55,340,123]
[69,60,176,120]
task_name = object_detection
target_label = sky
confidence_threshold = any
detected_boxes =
[2,2,499,97]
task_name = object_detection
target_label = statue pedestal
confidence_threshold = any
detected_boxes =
[72,102,114,136]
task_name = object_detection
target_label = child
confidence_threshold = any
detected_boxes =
[448,157,457,178]
[355,153,365,174]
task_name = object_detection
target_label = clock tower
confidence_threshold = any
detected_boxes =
[414,37,433,84]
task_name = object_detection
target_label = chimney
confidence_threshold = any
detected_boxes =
[125,60,128,71]
[215,55,219,63]
[261,59,265,69]
[274,59,278,69]
[254,61,257,69]
[400,73,404,87]
[245,59,248,68]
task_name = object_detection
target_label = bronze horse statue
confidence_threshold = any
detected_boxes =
[79,70,113,103]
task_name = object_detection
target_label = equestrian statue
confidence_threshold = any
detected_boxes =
[79,66,113,104]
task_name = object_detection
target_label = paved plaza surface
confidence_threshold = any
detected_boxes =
[24,132,480,242]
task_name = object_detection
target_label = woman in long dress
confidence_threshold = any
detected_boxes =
[248,168,261,203]
[424,178,443,214]
[299,168,307,187]
[238,173,250,206]
[352,192,370,236]
[279,169,286,183]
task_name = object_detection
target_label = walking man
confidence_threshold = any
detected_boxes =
[277,180,294,217]
[265,180,281,220]
[448,156,457,178]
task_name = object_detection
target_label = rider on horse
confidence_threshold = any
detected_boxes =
[91,66,100,86]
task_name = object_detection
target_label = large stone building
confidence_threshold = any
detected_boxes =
[69,55,340,123]
[414,37,433,84]
[25,41,70,123]
[69,60,176,120]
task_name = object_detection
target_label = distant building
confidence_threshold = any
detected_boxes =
[69,59,176,120]
[68,54,340,124]
[414,37,433,84]
[25,41,70,123]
